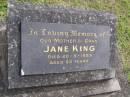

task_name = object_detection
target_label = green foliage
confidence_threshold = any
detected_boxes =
[0,0,7,19]
[1,0,130,81]
[127,71,130,81]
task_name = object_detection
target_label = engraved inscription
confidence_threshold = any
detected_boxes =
[21,22,111,75]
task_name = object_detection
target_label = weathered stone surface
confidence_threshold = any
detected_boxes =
[7,2,117,89]
[0,1,125,97]
[1,79,120,97]
[0,21,7,91]
[90,93,121,97]
[0,1,129,97]
[0,21,6,44]
[112,47,130,97]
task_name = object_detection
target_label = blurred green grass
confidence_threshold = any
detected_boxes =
[0,0,7,19]
[1,0,130,81]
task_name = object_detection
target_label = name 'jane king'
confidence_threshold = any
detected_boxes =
[43,45,96,53]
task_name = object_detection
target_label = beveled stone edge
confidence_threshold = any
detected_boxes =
[8,69,115,89]
[7,2,117,89]
[1,22,117,90]
[9,2,116,19]
[0,21,7,92]
[3,78,121,97]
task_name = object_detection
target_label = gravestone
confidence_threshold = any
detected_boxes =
[7,2,117,88]
[0,1,123,97]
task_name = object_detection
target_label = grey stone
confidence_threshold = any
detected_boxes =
[21,21,112,75]
[1,78,121,97]
[0,24,6,44]
[0,2,126,97]
[0,21,7,91]
[89,93,120,97]
[7,2,117,89]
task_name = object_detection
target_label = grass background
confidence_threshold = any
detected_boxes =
[1,0,130,81]
[0,0,7,19]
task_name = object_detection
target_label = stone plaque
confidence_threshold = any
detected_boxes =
[8,3,116,89]
[21,22,111,75]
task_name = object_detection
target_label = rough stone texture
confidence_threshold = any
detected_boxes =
[0,22,125,97]
[0,20,6,91]
[7,2,117,89]
[111,47,130,97]
[0,1,128,97]
[1,79,120,97]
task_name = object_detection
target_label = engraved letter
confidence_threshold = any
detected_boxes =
[73,45,78,52]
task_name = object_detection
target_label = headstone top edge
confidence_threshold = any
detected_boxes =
[8,2,116,20]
